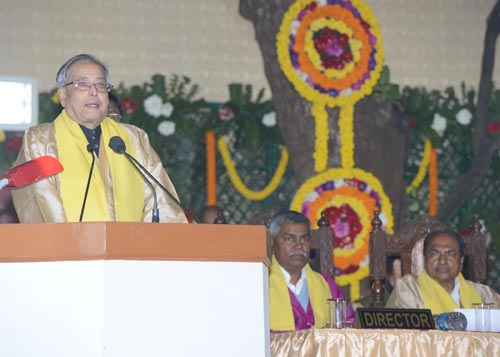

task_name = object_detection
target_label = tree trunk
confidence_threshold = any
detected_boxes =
[240,0,410,228]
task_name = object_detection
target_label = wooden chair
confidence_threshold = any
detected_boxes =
[369,211,487,307]
[245,210,334,278]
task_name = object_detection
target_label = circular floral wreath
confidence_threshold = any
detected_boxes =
[277,0,384,107]
[290,168,394,297]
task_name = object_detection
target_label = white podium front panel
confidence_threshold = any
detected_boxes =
[0,261,105,356]
[0,260,269,357]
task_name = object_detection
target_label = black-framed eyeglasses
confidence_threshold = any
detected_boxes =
[62,81,113,93]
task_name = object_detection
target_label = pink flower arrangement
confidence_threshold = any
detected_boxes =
[487,122,500,135]
[218,106,234,121]
[121,97,137,115]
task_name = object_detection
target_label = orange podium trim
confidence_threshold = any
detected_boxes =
[0,222,270,265]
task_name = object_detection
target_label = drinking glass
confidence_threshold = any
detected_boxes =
[327,298,346,328]
[472,302,493,332]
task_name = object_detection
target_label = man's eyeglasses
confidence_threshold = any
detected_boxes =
[62,81,113,93]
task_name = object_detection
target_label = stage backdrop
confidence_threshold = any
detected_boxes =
[0,0,498,102]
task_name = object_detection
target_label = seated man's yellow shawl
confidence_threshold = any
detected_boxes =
[269,255,332,330]
[386,271,500,314]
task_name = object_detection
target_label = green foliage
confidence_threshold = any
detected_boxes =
[112,75,281,153]
[26,71,500,248]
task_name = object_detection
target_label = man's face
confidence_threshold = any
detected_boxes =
[424,233,464,289]
[273,222,311,274]
[58,61,109,129]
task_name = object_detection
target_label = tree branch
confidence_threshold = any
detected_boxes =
[437,0,500,222]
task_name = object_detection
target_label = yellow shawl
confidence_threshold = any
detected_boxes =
[54,110,143,221]
[269,255,331,330]
[418,270,482,314]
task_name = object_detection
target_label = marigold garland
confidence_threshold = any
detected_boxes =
[217,137,289,201]
[428,146,438,216]
[312,103,329,172]
[291,168,394,232]
[290,167,394,301]
[276,0,385,107]
[335,264,369,300]
[206,130,217,205]
[406,139,432,194]
[279,0,390,301]
[277,0,384,172]
[308,187,376,268]
[339,106,355,169]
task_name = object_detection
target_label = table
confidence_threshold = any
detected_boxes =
[271,328,500,356]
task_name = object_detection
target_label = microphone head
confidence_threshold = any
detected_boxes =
[87,143,99,152]
[109,136,126,154]
[5,156,64,187]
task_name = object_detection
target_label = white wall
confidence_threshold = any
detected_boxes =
[0,0,498,101]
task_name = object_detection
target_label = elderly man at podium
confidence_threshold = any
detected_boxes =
[12,54,187,224]
[386,230,500,314]
[268,210,355,331]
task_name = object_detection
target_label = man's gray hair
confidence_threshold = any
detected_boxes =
[268,210,311,239]
[56,54,110,87]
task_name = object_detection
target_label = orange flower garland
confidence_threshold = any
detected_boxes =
[206,130,216,206]
[428,146,438,216]
[279,0,391,301]
[276,0,385,172]
[307,186,377,269]
[294,5,371,91]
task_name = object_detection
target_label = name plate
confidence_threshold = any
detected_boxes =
[357,308,435,330]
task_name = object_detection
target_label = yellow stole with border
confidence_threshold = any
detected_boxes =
[54,110,143,221]
[418,270,482,314]
[269,255,331,330]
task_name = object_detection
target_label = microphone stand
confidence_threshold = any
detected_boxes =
[125,153,197,223]
[122,154,160,223]
[79,144,97,222]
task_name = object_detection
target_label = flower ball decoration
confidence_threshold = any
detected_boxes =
[291,168,394,299]
[277,0,385,172]
[277,0,384,107]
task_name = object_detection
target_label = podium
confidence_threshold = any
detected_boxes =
[0,222,270,357]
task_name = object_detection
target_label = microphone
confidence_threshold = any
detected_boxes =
[0,156,63,190]
[108,136,196,223]
[108,136,160,223]
[79,143,98,222]
[434,312,467,331]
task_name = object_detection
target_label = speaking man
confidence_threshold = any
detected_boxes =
[12,54,187,223]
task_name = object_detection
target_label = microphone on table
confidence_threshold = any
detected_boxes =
[79,142,99,222]
[108,136,197,223]
[108,136,160,223]
[0,156,63,190]
[434,312,467,331]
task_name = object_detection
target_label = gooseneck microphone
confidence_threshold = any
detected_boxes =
[79,143,99,222]
[108,136,160,223]
[108,136,196,223]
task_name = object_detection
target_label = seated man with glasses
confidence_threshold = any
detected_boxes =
[12,53,187,223]
[386,230,500,314]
